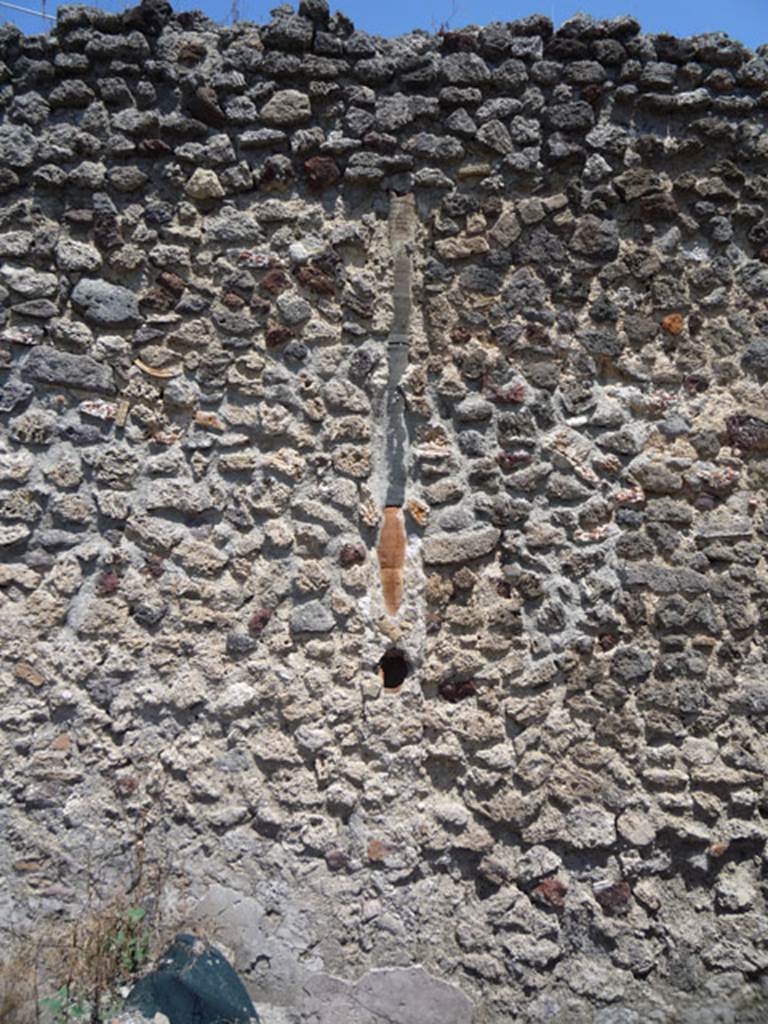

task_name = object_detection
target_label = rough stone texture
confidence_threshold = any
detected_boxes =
[289,600,335,633]
[260,89,312,125]
[1,6,768,1024]
[184,169,226,200]
[22,346,115,393]
[71,277,141,326]
[423,527,501,564]
[192,886,476,1024]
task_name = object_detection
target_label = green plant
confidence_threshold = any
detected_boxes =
[6,787,174,1024]
[111,907,151,975]
[35,904,152,1022]
[39,984,86,1023]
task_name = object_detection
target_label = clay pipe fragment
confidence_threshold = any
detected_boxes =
[377,506,406,615]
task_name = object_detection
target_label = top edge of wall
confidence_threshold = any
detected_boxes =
[2,0,765,59]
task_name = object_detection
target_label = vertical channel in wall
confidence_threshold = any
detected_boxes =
[384,194,416,507]
[376,194,416,616]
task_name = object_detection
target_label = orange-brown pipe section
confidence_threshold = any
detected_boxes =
[377,506,406,615]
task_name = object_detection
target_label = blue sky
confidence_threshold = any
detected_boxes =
[3,0,766,50]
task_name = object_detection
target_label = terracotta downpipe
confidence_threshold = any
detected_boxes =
[376,196,415,617]
[377,506,406,615]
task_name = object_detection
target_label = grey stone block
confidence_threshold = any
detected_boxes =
[290,600,335,633]
[260,89,312,125]
[423,526,500,564]
[71,277,141,327]
[0,379,33,412]
[22,346,115,393]
[621,565,712,594]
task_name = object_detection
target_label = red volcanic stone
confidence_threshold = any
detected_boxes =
[304,156,341,192]
[248,607,273,636]
[593,880,632,914]
[139,138,172,156]
[367,839,394,863]
[440,31,478,53]
[325,848,350,872]
[222,291,246,310]
[532,877,568,909]
[158,271,186,297]
[96,570,121,596]
[266,325,293,348]
[339,543,366,568]
[295,265,336,295]
[260,269,290,296]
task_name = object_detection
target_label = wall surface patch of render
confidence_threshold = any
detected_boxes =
[1,1,768,1021]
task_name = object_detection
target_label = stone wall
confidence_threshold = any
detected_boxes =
[1,1,768,1020]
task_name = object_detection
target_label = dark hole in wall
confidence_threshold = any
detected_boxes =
[379,649,409,690]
